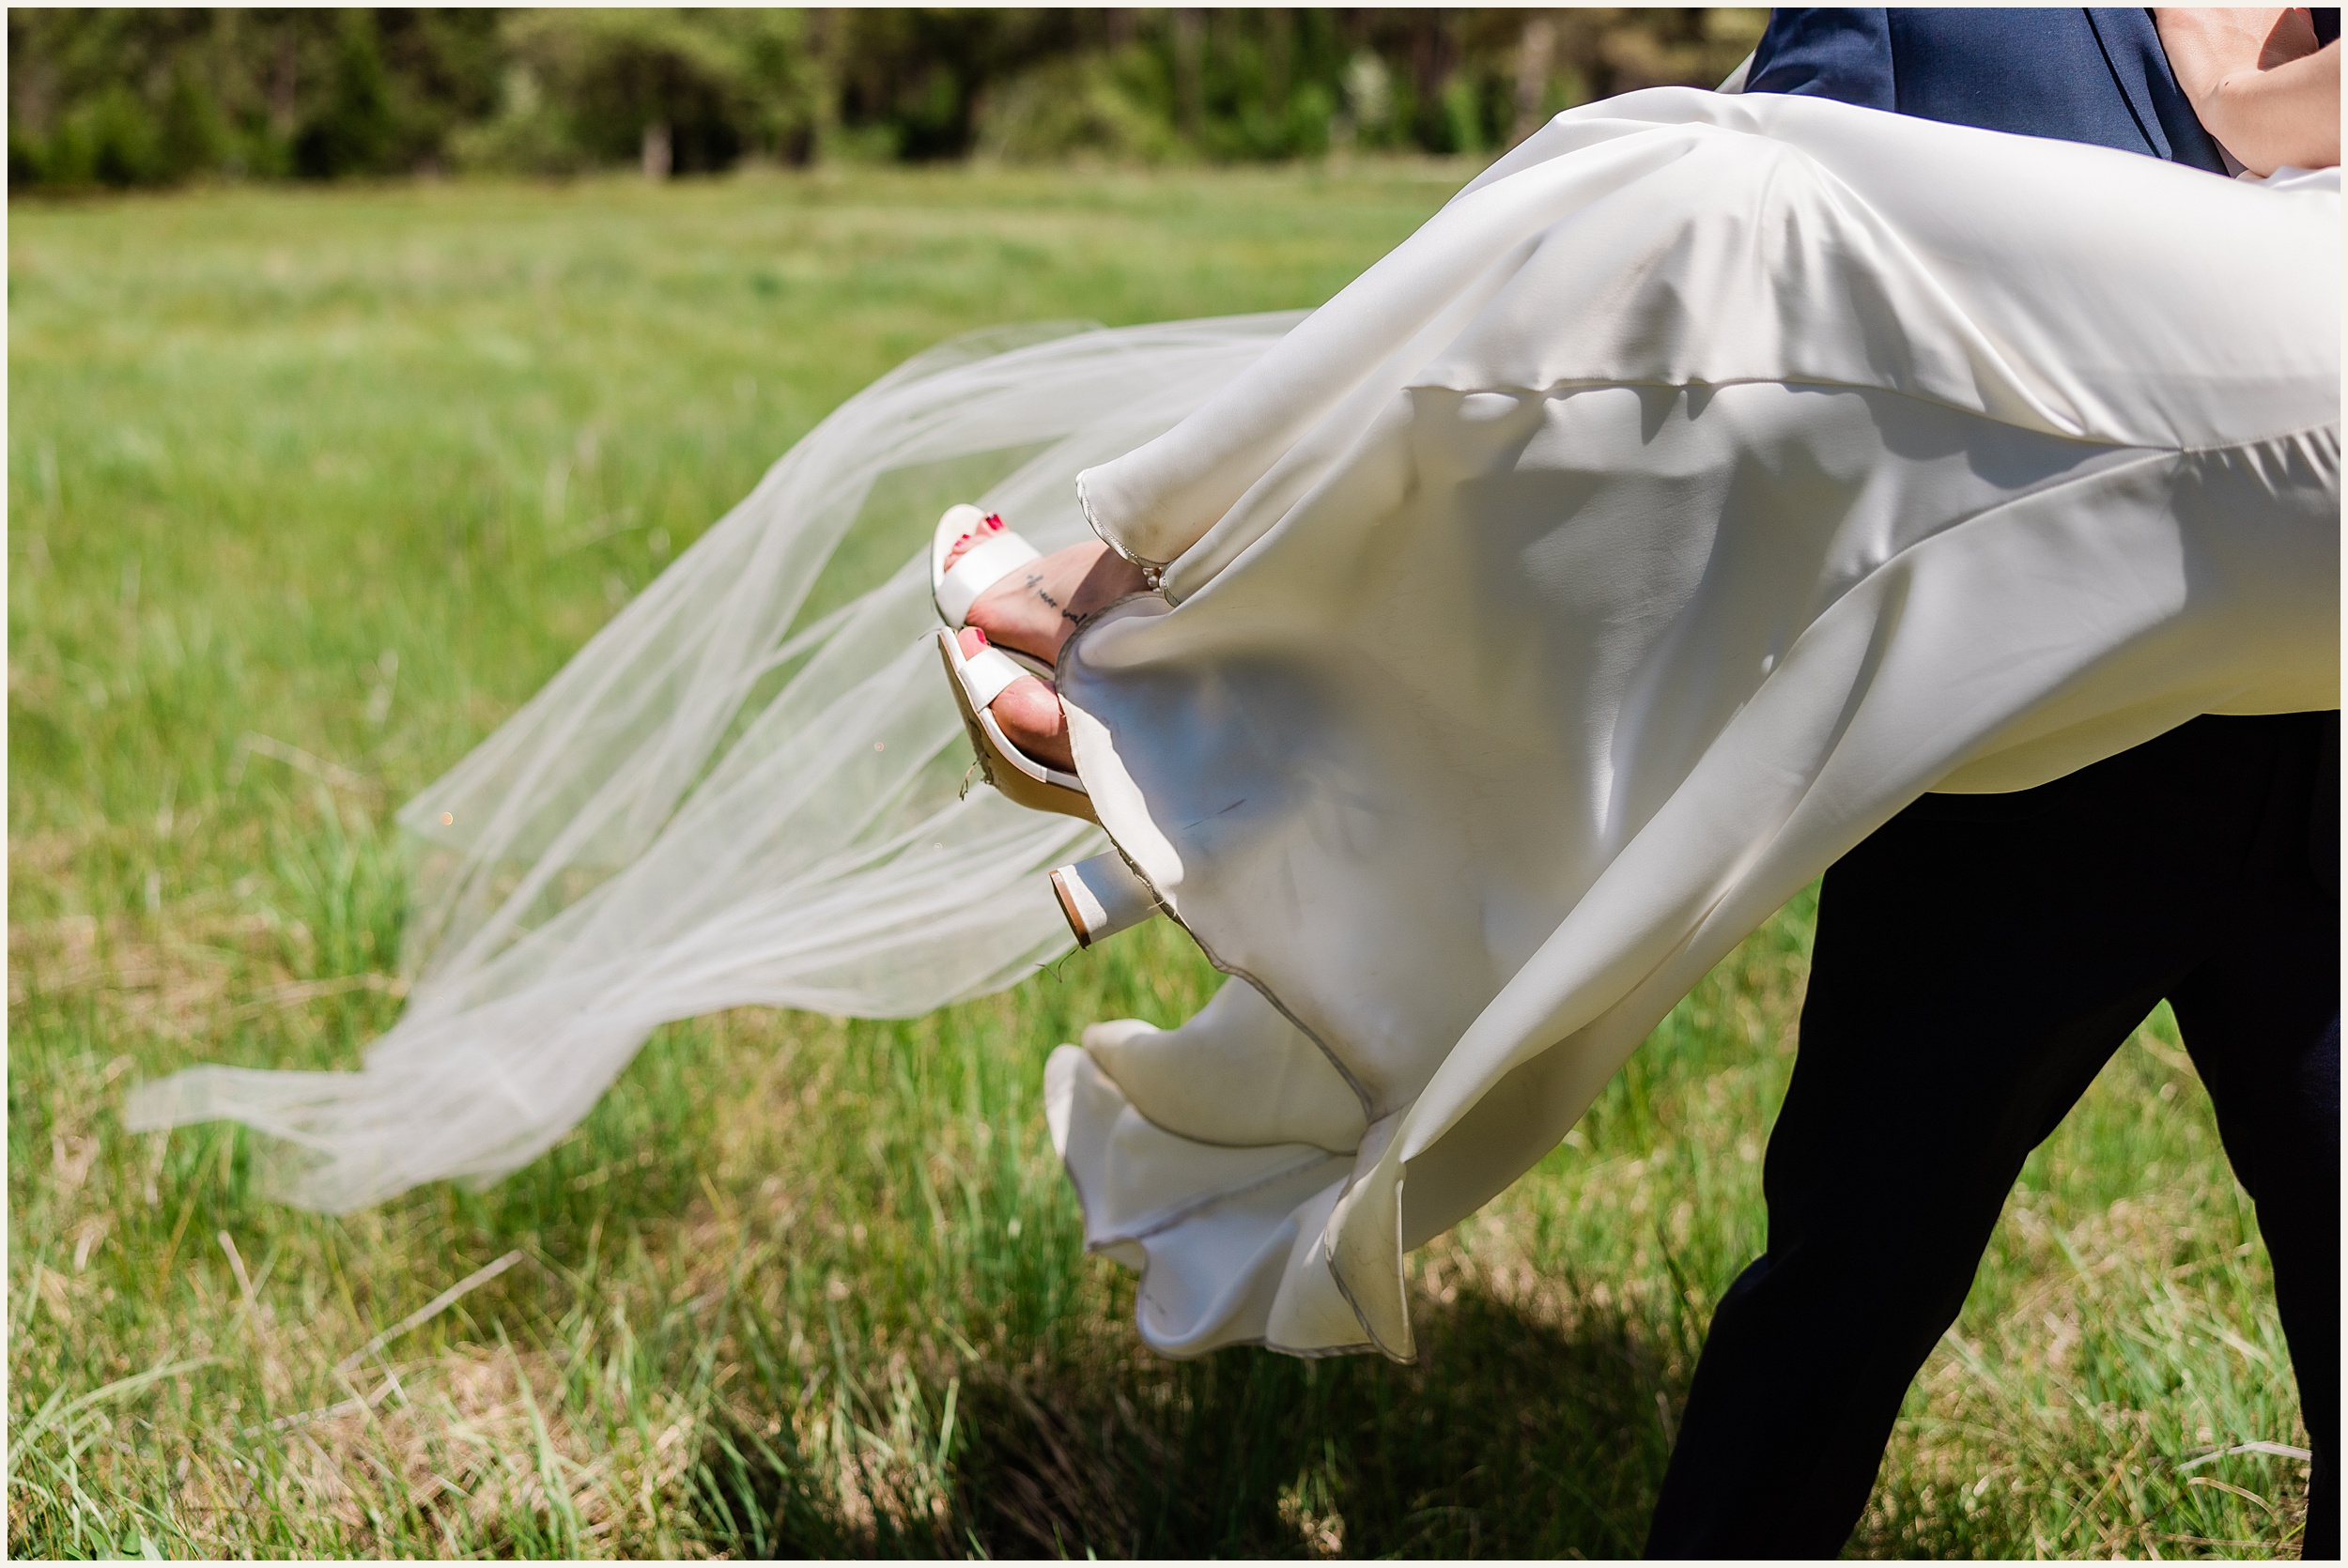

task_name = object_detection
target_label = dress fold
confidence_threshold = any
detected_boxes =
[1052,88,2340,1358]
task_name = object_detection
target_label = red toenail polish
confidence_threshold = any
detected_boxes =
[983,514,1003,530]
[972,629,989,646]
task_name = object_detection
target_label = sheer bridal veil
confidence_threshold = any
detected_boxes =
[126,315,1298,1211]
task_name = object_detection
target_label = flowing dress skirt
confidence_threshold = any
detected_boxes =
[131,90,2338,1362]
[1049,88,2338,1358]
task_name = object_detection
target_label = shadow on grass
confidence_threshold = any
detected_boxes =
[719,1282,1683,1559]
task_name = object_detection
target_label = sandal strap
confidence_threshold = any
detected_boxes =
[955,643,1030,711]
[935,531,1041,626]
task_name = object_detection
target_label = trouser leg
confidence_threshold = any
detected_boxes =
[1645,842,2167,1557]
[1646,715,2298,1558]
[2169,856,2340,1556]
[2190,1007,2343,1561]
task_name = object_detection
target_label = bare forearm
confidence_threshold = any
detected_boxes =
[2156,9,2340,175]
[2201,38,2341,174]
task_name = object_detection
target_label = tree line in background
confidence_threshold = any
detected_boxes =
[8,8,1766,189]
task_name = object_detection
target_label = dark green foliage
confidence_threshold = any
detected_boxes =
[8,8,1768,188]
[293,14,400,178]
[827,8,1088,162]
[8,8,505,189]
[470,9,818,176]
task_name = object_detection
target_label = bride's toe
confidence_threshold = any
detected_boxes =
[992,681,1074,773]
[956,628,1074,773]
[940,511,1009,576]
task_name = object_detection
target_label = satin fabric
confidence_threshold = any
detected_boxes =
[1049,89,2340,1359]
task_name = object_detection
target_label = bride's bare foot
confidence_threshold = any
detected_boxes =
[942,514,1150,667]
[958,625,1074,773]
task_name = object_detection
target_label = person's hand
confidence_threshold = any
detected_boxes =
[2155,8,2340,175]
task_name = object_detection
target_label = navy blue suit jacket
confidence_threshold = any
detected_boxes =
[1747,8,2230,172]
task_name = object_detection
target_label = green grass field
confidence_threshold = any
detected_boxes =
[8,165,2311,1559]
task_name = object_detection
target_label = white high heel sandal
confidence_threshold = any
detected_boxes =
[930,504,1168,945]
[1049,850,1163,947]
[931,503,1043,656]
[935,626,1095,823]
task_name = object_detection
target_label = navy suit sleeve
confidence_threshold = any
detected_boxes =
[1746,9,1896,109]
[2082,8,2230,173]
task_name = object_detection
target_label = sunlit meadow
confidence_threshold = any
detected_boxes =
[9,163,2309,1557]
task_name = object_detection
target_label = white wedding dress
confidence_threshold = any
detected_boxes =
[131,90,2339,1362]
